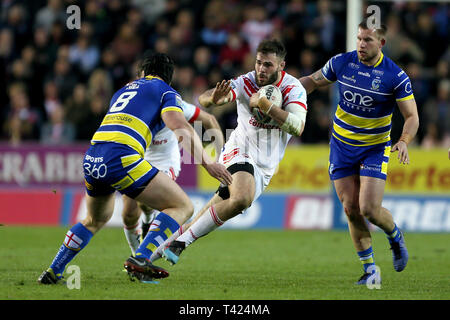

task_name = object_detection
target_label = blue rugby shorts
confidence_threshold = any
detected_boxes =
[328,135,391,181]
[83,142,159,198]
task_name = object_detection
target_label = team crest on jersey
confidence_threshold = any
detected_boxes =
[371,78,381,91]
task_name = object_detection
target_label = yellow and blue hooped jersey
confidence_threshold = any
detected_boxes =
[90,75,183,157]
[322,50,414,147]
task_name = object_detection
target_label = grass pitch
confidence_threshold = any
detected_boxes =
[0,226,449,300]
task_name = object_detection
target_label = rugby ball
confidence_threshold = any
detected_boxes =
[251,85,282,124]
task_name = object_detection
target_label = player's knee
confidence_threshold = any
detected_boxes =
[122,205,137,218]
[343,204,360,221]
[360,203,378,221]
[121,205,140,227]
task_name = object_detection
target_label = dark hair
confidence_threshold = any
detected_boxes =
[256,39,287,60]
[139,51,174,84]
[358,19,387,39]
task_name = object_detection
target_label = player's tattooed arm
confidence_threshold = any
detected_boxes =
[299,70,331,94]
[312,70,325,81]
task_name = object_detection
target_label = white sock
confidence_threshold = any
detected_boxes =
[149,226,183,262]
[177,206,223,247]
[123,223,141,256]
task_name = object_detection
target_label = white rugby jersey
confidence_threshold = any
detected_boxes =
[228,70,307,172]
[145,100,200,169]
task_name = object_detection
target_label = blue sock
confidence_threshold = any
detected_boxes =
[49,222,93,278]
[357,247,375,273]
[135,212,180,260]
[385,223,401,243]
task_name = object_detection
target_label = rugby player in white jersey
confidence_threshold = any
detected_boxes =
[122,98,224,255]
[159,39,308,265]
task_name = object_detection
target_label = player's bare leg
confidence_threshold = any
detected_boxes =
[124,171,194,280]
[334,175,372,252]
[359,176,395,231]
[38,193,115,284]
[163,171,255,264]
[83,193,116,234]
[134,171,193,224]
[122,196,140,226]
[359,176,408,272]
[213,171,255,221]
[187,193,224,229]
[149,193,223,262]
[139,202,158,238]
[333,175,379,283]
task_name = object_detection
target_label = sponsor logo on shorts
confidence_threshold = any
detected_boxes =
[329,163,335,175]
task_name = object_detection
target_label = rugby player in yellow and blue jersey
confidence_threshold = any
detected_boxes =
[300,20,419,285]
[38,52,232,284]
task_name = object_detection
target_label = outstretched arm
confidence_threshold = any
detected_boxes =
[196,109,224,160]
[162,110,232,185]
[198,80,234,108]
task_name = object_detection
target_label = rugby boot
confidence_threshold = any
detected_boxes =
[124,256,169,281]
[389,230,409,272]
[37,268,63,285]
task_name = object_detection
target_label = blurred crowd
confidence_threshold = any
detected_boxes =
[0,0,448,148]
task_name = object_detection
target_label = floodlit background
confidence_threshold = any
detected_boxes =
[0,0,448,232]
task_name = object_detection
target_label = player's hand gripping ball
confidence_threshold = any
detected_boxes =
[252,84,282,124]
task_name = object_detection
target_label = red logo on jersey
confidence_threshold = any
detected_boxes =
[222,148,240,164]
